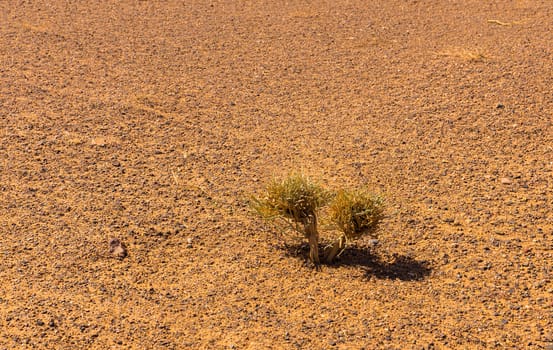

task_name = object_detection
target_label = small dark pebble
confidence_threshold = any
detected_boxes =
[368,239,379,246]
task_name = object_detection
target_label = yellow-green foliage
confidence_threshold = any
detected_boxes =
[251,173,331,225]
[251,173,385,265]
[329,189,384,240]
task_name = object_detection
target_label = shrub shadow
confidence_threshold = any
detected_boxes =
[281,243,432,281]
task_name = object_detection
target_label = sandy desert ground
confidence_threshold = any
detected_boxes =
[1,1,552,349]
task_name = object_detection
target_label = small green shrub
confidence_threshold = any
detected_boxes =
[251,173,331,264]
[325,189,385,262]
[251,172,385,266]
[251,172,331,225]
[329,189,384,240]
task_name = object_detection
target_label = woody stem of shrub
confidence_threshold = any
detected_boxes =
[303,215,320,265]
[325,234,346,263]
